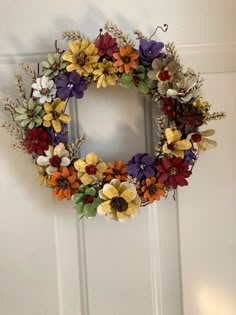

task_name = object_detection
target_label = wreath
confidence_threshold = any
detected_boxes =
[1,22,225,222]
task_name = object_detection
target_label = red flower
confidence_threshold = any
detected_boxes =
[95,32,118,58]
[23,128,50,155]
[177,107,204,135]
[156,157,192,189]
[161,97,177,119]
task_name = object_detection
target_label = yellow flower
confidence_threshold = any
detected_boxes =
[74,152,107,185]
[93,59,118,88]
[43,98,71,133]
[36,165,48,187]
[188,129,217,153]
[63,39,99,77]
[97,179,141,222]
[162,128,192,158]
[193,97,211,117]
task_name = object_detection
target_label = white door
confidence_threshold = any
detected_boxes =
[0,1,235,315]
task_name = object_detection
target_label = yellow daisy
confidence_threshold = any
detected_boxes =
[43,98,71,133]
[93,59,118,88]
[162,128,192,158]
[63,39,99,77]
[74,152,107,185]
[97,179,141,222]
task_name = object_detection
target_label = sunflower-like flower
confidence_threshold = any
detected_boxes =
[93,59,118,88]
[43,98,71,133]
[187,129,217,153]
[74,152,107,185]
[14,98,45,129]
[62,39,99,77]
[32,76,57,104]
[37,143,71,175]
[113,45,139,73]
[41,53,67,79]
[140,177,165,203]
[47,166,80,201]
[72,185,101,218]
[97,179,141,222]
[104,160,127,182]
[162,128,192,158]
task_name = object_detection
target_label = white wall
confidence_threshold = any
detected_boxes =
[0,1,235,315]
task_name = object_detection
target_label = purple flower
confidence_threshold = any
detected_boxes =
[139,39,164,65]
[127,153,156,180]
[184,149,197,165]
[55,72,87,100]
[47,123,68,145]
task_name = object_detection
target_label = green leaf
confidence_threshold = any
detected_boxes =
[123,80,134,89]
[41,61,50,69]
[138,81,149,94]
[15,107,26,114]
[48,54,54,65]
[72,193,84,203]
[84,187,96,197]
[136,65,145,73]
[122,73,133,81]
[74,202,84,214]
[84,204,97,218]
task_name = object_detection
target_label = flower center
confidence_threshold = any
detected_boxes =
[157,70,172,82]
[133,76,140,86]
[167,143,175,151]
[83,195,94,204]
[148,184,157,195]
[49,155,62,167]
[57,177,69,190]
[77,52,87,66]
[110,196,128,212]
[41,88,50,95]
[168,167,178,176]
[112,168,120,175]
[67,83,74,89]
[85,164,97,175]
[50,62,58,70]
[192,133,202,143]
[121,56,131,64]
[52,111,60,119]
[27,110,35,118]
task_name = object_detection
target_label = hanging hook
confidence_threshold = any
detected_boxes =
[149,24,168,40]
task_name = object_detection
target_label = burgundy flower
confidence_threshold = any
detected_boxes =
[95,32,118,58]
[156,156,192,189]
[55,72,87,100]
[127,153,156,180]
[176,107,204,135]
[161,97,177,119]
[23,128,50,155]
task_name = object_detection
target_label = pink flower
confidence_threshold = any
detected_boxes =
[156,157,192,189]
[95,32,118,58]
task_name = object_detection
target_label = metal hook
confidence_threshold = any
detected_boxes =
[149,24,168,40]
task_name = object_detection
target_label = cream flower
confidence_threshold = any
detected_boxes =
[74,152,107,185]
[63,39,99,77]
[187,129,217,153]
[162,128,192,158]
[97,179,141,222]
[167,73,198,102]
[37,143,71,175]
[32,76,57,104]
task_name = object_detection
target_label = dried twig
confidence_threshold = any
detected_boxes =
[67,135,87,160]
[165,42,182,70]
[19,62,36,81]
[154,115,166,155]
[62,30,84,41]
[133,29,148,40]
[105,21,135,46]
[0,96,18,122]
[204,111,226,122]
[1,121,26,151]
[15,75,26,98]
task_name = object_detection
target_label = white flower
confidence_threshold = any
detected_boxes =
[36,143,70,175]
[167,74,198,102]
[32,76,57,104]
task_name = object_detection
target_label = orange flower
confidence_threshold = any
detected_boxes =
[104,160,128,182]
[47,166,80,201]
[113,45,139,73]
[140,177,165,203]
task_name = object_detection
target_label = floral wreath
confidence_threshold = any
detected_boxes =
[1,22,225,222]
